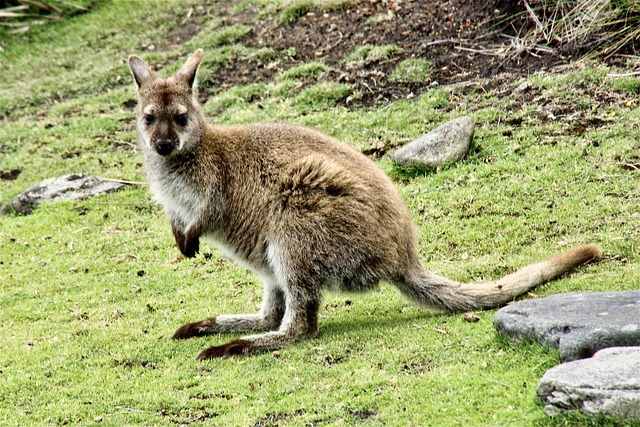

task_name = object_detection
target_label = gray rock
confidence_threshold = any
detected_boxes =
[537,347,640,419]
[494,291,640,361]
[1,173,126,215]
[390,116,474,168]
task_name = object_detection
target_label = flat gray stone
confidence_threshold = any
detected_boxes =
[390,116,474,168]
[537,347,640,419]
[494,291,640,361]
[1,173,125,215]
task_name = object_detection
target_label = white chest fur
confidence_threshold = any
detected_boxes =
[148,168,200,227]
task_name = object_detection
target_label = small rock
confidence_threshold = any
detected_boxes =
[537,347,640,419]
[514,81,533,94]
[1,174,126,216]
[390,116,475,168]
[463,312,480,322]
[494,291,640,361]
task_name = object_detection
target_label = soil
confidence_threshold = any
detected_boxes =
[182,0,631,108]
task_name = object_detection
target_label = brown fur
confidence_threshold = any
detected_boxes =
[128,50,601,359]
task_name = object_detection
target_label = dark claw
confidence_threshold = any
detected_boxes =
[181,230,200,258]
[196,340,251,360]
[172,221,200,258]
[172,221,186,253]
[172,319,214,339]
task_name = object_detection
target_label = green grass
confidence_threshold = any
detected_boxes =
[189,24,251,49]
[389,58,433,84]
[292,81,355,109]
[342,43,403,64]
[277,62,330,81]
[1,1,639,426]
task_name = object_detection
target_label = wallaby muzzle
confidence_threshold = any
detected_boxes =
[154,138,177,156]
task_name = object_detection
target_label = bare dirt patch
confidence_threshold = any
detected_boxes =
[0,168,22,181]
[194,0,622,108]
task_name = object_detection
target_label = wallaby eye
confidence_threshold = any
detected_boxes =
[144,114,155,125]
[175,114,188,127]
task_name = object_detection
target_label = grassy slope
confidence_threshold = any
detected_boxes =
[1,1,639,426]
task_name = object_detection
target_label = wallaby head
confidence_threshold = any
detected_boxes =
[128,49,205,157]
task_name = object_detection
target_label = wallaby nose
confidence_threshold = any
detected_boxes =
[155,138,175,156]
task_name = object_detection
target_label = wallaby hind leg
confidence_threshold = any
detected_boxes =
[172,281,286,339]
[195,281,321,359]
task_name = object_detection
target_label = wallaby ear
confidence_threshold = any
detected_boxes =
[128,55,154,89]
[178,49,204,89]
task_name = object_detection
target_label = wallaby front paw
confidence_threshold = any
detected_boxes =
[171,221,186,252]
[181,234,200,258]
[196,339,251,360]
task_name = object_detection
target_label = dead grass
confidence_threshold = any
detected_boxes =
[516,0,640,58]
[0,0,89,35]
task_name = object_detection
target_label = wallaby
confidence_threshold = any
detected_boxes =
[127,50,601,360]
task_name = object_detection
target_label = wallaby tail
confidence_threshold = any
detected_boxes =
[396,244,602,312]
